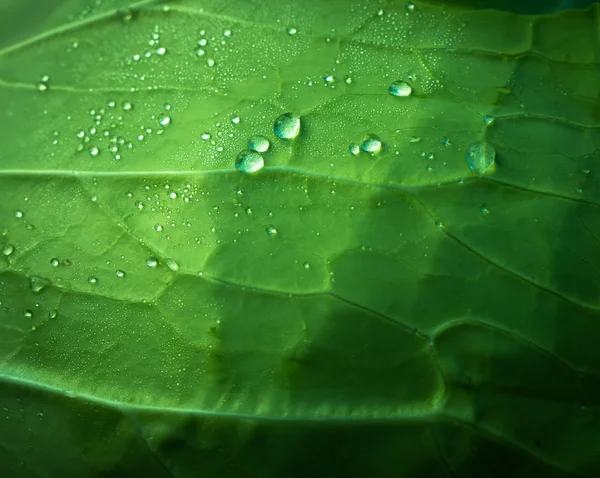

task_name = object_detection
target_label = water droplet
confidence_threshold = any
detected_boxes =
[166,258,179,271]
[89,147,99,157]
[207,58,215,67]
[50,257,59,267]
[88,276,98,284]
[223,29,232,37]
[389,80,412,97]
[274,112,301,140]
[231,116,240,125]
[360,135,382,154]
[116,270,125,278]
[155,224,164,232]
[303,262,311,269]
[407,3,415,11]
[30,276,51,294]
[479,204,490,215]
[266,225,277,235]
[15,210,23,218]
[156,47,167,56]
[201,132,211,140]
[323,75,335,85]
[24,310,33,318]
[2,244,14,256]
[286,26,297,35]
[48,310,58,319]
[483,115,495,127]
[465,141,496,175]
[196,48,206,56]
[248,135,270,153]
[407,136,421,143]
[235,149,264,174]
[159,115,171,126]
[349,144,360,155]
[146,257,159,268]
[344,76,352,84]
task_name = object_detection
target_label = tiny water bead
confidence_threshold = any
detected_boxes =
[389,80,412,97]
[274,112,301,139]
[166,258,180,271]
[349,144,360,155]
[248,135,270,153]
[360,134,382,154]
[465,141,496,175]
[266,225,278,235]
[146,257,159,268]
[15,210,23,218]
[235,149,264,173]
[88,276,98,284]
[2,244,15,256]
[50,257,59,267]
[116,270,126,278]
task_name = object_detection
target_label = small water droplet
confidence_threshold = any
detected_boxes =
[389,80,412,97]
[407,136,421,143]
[223,29,232,37]
[155,224,164,232]
[323,75,335,85]
[465,141,496,175]
[344,75,352,84]
[91,194,98,202]
[166,258,179,271]
[30,276,51,294]
[274,113,301,140]
[286,26,297,35]
[15,210,23,218]
[360,134,382,154]
[235,149,264,174]
[88,276,98,284]
[349,144,360,155]
[407,3,415,11]
[89,147,99,157]
[207,58,215,67]
[146,257,159,268]
[116,270,125,278]
[24,310,33,318]
[479,204,490,215]
[2,244,15,256]
[266,225,277,235]
[303,262,311,269]
[123,102,133,111]
[159,115,171,126]
[48,310,58,319]
[50,257,59,267]
[156,47,167,56]
[248,135,270,153]
[201,132,211,140]
[483,115,495,127]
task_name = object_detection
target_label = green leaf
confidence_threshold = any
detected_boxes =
[1,0,599,476]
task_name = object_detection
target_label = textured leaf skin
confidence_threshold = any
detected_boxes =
[0,0,599,477]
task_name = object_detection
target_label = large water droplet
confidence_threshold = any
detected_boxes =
[274,113,301,139]
[166,258,180,271]
[360,135,382,154]
[235,149,264,173]
[146,257,159,268]
[465,141,496,175]
[2,244,15,256]
[389,80,412,97]
[248,135,270,153]
[30,276,51,294]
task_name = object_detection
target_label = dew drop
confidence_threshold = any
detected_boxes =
[15,210,23,218]
[231,116,240,124]
[286,26,297,35]
[116,270,126,278]
[266,225,277,235]
[155,224,164,232]
[303,262,311,269]
[24,310,33,318]
[201,132,211,140]
[159,115,171,126]
[360,134,382,154]
[349,144,360,155]
[156,47,167,56]
[389,80,412,97]
[248,135,270,153]
[2,244,15,256]
[483,115,495,127]
[88,276,98,284]
[166,258,180,271]
[274,112,301,140]
[50,257,59,267]
[48,310,58,319]
[235,149,264,174]
[465,141,496,175]
[89,147,99,157]
[30,276,51,294]
[146,257,159,268]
